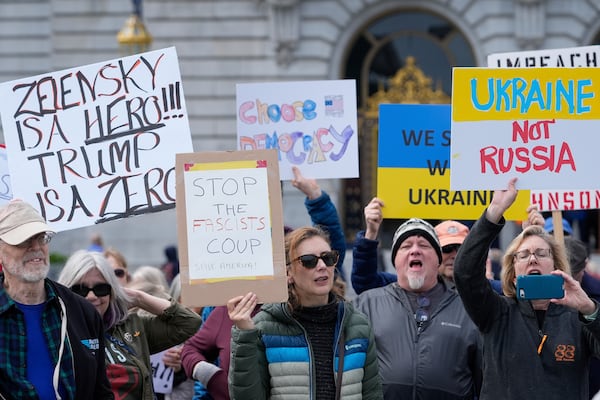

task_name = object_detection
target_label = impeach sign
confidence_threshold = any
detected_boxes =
[487,45,600,68]
[0,47,193,231]
[236,80,359,180]
[377,104,528,220]
[450,67,600,191]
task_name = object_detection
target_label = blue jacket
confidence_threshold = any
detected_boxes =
[305,190,347,280]
[351,231,395,294]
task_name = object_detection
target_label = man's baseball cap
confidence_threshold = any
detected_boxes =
[0,200,53,245]
[435,220,469,248]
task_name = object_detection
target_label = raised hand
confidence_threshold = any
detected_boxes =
[522,204,545,230]
[291,166,322,200]
[364,197,384,240]
[487,178,518,224]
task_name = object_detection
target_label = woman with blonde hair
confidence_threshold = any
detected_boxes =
[227,226,382,399]
[454,178,600,400]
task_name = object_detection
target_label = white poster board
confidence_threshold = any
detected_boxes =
[236,79,359,180]
[183,165,274,280]
[450,67,600,191]
[488,45,600,68]
[488,45,600,211]
[0,47,193,231]
[150,350,174,394]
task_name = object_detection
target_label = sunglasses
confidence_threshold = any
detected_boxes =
[442,244,460,254]
[71,283,112,298]
[288,250,339,269]
[114,268,126,278]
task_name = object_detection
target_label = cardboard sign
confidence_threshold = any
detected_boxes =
[450,67,600,191]
[0,47,193,231]
[377,104,528,220]
[236,80,359,180]
[176,149,287,307]
[488,46,600,212]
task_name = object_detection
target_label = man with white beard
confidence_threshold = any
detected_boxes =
[353,218,481,400]
[0,200,113,399]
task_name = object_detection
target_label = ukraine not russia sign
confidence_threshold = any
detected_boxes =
[450,67,600,191]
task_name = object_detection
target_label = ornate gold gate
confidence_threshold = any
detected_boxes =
[343,56,451,242]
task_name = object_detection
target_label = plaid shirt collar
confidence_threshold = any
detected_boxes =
[0,274,58,312]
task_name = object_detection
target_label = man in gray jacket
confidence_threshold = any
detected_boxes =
[353,218,481,400]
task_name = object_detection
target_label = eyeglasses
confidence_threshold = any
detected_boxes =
[114,268,126,278]
[70,283,112,297]
[288,250,339,269]
[513,248,552,263]
[415,296,430,323]
[15,232,53,249]
[442,244,460,254]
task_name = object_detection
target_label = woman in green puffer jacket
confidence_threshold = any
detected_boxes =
[228,226,382,400]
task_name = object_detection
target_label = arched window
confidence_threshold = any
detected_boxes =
[341,9,476,243]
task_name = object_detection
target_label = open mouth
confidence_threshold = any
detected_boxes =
[409,260,423,268]
[528,270,541,275]
[315,276,328,282]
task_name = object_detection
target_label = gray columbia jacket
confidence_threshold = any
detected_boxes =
[353,278,481,399]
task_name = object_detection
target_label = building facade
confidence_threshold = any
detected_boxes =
[1,0,599,267]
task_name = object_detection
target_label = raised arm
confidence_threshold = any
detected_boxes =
[291,166,347,279]
[351,197,396,294]
[454,179,518,332]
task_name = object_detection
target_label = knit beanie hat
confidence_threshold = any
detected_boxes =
[391,218,442,265]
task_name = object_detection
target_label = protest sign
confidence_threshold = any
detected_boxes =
[450,67,600,191]
[236,79,358,180]
[176,149,287,307]
[488,45,600,68]
[530,190,600,212]
[0,145,12,205]
[150,350,174,394]
[0,47,193,231]
[488,46,600,212]
[377,104,528,220]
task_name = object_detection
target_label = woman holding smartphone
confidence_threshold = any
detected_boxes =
[454,178,600,400]
[227,226,382,400]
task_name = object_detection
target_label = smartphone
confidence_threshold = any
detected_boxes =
[516,274,564,300]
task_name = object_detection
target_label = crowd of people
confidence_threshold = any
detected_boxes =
[0,172,599,399]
